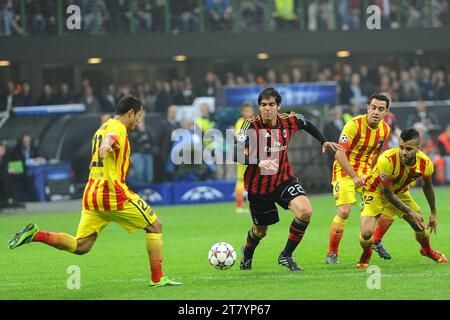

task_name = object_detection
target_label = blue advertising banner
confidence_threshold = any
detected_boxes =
[173,180,236,205]
[129,183,174,206]
[224,82,337,107]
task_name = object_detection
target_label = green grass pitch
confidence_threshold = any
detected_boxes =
[1,187,449,300]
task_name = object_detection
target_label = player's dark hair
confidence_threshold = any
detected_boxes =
[116,95,142,115]
[400,128,420,142]
[368,93,390,109]
[258,87,282,105]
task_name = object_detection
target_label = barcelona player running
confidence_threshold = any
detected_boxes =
[357,128,447,268]
[236,88,340,271]
[234,102,254,213]
[326,94,391,264]
[8,96,181,287]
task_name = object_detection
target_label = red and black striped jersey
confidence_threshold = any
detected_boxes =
[234,112,327,196]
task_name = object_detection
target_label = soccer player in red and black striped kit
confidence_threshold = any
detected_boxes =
[235,88,341,271]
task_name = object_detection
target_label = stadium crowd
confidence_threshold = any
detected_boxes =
[1,0,449,36]
[1,62,450,114]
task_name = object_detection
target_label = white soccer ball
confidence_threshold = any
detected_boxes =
[208,242,237,270]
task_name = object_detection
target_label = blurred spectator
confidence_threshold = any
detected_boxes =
[406,99,440,132]
[239,0,264,32]
[129,117,157,183]
[135,0,153,32]
[10,133,46,202]
[339,0,362,30]
[433,70,450,100]
[82,0,111,34]
[136,82,153,112]
[199,72,221,97]
[151,0,166,32]
[0,0,25,36]
[376,74,397,101]
[343,103,361,122]
[180,79,195,105]
[400,0,422,28]
[337,64,353,104]
[1,81,17,111]
[291,67,303,83]
[154,81,173,114]
[37,84,57,106]
[382,110,401,150]
[170,79,185,105]
[266,69,278,85]
[15,81,33,107]
[359,65,374,97]
[27,0,56,35]
[194,102,216,145]
[437,124,450,183]
[397,70,420,101]
[349,73,367,105]
[419,68,436,100]
[171,0,199,33]
[81,85,101,113]
[206,0,233,31]
[414,122,445,185]
[273,0,298,30]
[323,106,344,175]
[100,83,118,113]
[56,83,76,104]
[157,105,180,181]
[281,72,291,84]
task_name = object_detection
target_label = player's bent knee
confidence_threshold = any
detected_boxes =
[145,219,162,234]
[361,229,373,240]
[337,205,351,219]
[253,226,268,238]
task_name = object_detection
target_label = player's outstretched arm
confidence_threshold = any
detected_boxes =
[335,148,365,187]
[383,186,425,230]
[422,178,438,234]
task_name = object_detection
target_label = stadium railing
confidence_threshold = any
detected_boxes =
[1,0,448,37]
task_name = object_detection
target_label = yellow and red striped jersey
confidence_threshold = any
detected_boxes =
[365,148,434,194]
[332,115,390,182]
[82,119,137,211]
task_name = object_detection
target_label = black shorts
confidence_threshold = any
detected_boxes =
[247,177,307,226]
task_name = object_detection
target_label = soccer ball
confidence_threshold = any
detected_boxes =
[208,242,237,270]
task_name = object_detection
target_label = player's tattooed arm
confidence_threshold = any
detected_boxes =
[98,136,115,160]
[383,186,425,230]
[422,178,438,234]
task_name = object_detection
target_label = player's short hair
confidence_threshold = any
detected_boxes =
[400,128,420,143]
[258,87,282,105]
[116,95,143,115]
[368,93,390,109]
[240,101,254,111]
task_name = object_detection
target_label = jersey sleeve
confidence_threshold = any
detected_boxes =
[338,120,358,151]
[234,120,259,165]
[105,122,125,150]
[376,154,394,185]
[422,158,434,181]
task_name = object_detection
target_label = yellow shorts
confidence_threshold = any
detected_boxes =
[75,197,157,239]
[332,178,363,207]
[360,191,421,219]
[236,164,247,192]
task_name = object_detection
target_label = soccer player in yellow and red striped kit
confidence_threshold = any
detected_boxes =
[8,95,182,287]
[326,94,392,264]
[357,127,447,268]
[234,102,254,213]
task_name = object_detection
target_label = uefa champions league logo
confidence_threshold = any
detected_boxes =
[181,187,224,202]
